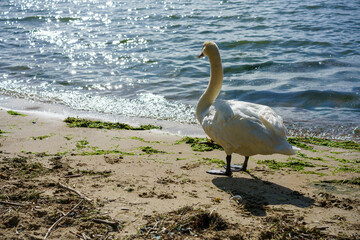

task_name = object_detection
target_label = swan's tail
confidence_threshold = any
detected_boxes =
[276,142,300,155]
[290,146,301,154]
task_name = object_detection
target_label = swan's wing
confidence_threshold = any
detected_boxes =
[257,105,288,138]
[201,100,290,155]
[227,100,287,137]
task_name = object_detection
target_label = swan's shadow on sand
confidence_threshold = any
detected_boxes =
[212,174,314,216]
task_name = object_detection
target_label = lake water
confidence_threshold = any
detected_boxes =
[1,0,359,141]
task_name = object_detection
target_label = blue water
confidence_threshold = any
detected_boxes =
[0,0,359,140]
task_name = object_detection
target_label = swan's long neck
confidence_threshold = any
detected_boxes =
[196,49,223,123]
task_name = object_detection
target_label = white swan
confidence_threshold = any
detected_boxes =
[197,41,299,176]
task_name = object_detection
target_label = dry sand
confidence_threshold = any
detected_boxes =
[0,109,359,239]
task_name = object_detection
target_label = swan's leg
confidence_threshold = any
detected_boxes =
[225,155,232,175]
[242,156,249,171]
[227,156,249,172]
[206,155,232,176]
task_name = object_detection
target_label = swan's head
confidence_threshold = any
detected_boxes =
[199,41,219,58]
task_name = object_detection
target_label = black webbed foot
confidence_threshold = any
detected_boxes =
[206,169,232,176]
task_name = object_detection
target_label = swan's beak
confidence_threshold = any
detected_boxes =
[198,52,204,58]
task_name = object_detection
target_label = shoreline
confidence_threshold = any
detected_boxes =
[0,95,359,143]
[0,108,359,239]
[0,95,206,137]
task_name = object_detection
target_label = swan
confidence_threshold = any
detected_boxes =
[197,41,299,176]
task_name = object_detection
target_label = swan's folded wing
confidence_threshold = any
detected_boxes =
[258,106,287,138]
[202,100,291,156]
[202,101,262,154]
[226,100,287,137]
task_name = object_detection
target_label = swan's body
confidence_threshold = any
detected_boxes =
[197,41,298,176]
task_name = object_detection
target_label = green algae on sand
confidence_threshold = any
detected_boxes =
[177,136,223,152]
[288,137,360,151]
[140,146,166,154]
[320,177,360,186]
[7,110,26,117]
[257,158,315,172]
[64,117,162,130]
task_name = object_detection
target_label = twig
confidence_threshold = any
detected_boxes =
[44,199,84,240]
[62,174,82,178]
[93,218,120,231]
[82,232,91,240]
[0,200,26,207]
[58,182,92,202]
[1,185,12,190]
[69,230,83,239]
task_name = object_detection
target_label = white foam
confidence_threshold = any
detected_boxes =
[0,95,205,137]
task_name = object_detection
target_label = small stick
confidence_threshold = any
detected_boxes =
[0,200,25,207]
[58,182,92,202]
[44,199,83,240]
[62,174,82,178]
[93,218,120,231]
[69,230,83,239]
[82,232,91,240]
[1,185,12,190]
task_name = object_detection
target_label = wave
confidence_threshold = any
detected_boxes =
[221,39,334,51]
[0,82,197,123]
[222,40,276,49]
[231,90,360,109]
[1,16,81,23]
[224,59,355,74]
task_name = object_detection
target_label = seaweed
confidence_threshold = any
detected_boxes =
[64,135,74,140]
[297,152,324,161]
[64,117,162,130]
[327,155,358,164]
[287,138,314,151]
[76,139,89,149]
[260,214,336,240]
[177,136,223,152]
[288,137,359,151]
[79,147,134,156]
[0,189,41,202]
[31,135,52,140]
[201,157,226,167]
[140,146,166,154]
[333,165,360,174]
[136,206,229,238]
[130,136,162,143]
[7,110,26,117]
[320,177,360,186]
[4,156,46,179]
[257,158,315,172]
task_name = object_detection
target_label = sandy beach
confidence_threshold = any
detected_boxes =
[0,109,359,239]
